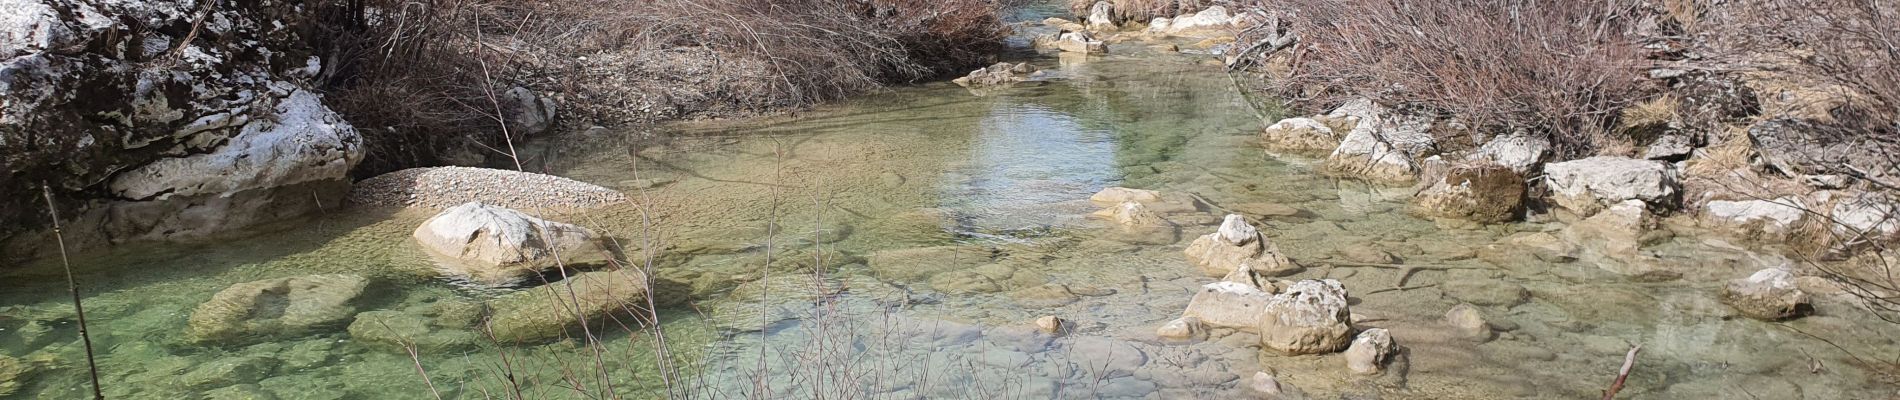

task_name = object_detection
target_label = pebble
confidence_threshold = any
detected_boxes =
[347,166,628,211]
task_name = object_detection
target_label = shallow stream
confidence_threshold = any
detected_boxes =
[4,9,1899,400]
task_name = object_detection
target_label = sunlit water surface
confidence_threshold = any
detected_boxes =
[4,13,1898,400]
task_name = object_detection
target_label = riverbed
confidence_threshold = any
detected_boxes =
[4,9,1898,400]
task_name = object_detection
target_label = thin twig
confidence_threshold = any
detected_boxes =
[43,183,104,400]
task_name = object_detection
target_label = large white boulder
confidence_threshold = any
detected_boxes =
[1543,156,1679,216]
[413,202,610,285]
[1147,6,1239,37]
[1257,279,1354,355]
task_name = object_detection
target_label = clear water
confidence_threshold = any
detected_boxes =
[5,17,1899,400]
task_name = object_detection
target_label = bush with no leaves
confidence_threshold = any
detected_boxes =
[1245,0,1657,158]
[310,0,1012,175]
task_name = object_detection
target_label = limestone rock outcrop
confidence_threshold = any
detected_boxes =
[1318,99,1436,182]
[2,0,366,253]
[1544,157,1680,217]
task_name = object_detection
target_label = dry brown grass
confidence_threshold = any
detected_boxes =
[314,0,1011,175]
[1244,0,1657,158]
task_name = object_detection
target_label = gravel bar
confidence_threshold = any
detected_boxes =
[348,166,629,211]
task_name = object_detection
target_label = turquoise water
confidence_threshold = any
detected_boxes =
[3,13,1899,400]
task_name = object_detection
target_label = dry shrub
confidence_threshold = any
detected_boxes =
[312,0,1011,175]
[1740,0,1900,129]
[1248,0,1656,158]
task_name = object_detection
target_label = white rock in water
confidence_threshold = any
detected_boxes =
[1250,371,1284,395]
[1543,156,1679,217]
[1722,268,1811,320]
[1444,303,1492,340]
[1182,281,1273,329]
[1319,98,1435,182]
[1217,214,1258,245]
[1184,215,1294,277]
[1155,316,1203,340]
[1035,315,1065,335]
[413,202,609,285]
[1262,117,1339,153]
[1258,279,1354,355]
[1344,328,1395,374]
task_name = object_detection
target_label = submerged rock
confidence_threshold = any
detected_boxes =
[1183,215,1295,277]
[1566,200,1667,259]
[1091,200,1180,245]
[1344,328,1395,374]
[1543,157,1680,217]
[1257,279,1354,355]
[413,202,611,286]
[1722,268,1811,320]
[867,245,996,282]
[483,268,649,342]
[1443,303,1493,341]
[182,355,281,390]
[708,274,845,331]
[1088,187,1203,214]
[0,356,25,397]
[1410,162,1526,223]
[187,275,370,343]
[347,310,481,353]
